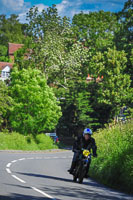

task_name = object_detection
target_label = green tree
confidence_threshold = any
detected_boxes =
[14,4,132,135]
[9,67,62,135]
[0,81,12,130]
[0,45,10,62]
[115,0,133,78]
[26,4,71,39]
[0,14,26,46]
[72,11,119,51]
[56,80,98,136]
[74,86,96,128]
[15,23,92,135]
[15,35,93,135]
[89,47,131,119]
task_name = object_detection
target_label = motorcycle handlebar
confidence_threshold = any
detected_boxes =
[73,149,97,157]
[74,148,89,152]
[73,149,81,153]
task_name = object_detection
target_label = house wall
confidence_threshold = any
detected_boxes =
[0,66,11,81]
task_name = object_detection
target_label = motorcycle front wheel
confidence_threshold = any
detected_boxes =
[73,175,77,182]
[78,166,86,184]
[78,175,84,184]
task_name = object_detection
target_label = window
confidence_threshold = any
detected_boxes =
[2,71,10,78]
[2,71,6,77]
[6,72,10,77]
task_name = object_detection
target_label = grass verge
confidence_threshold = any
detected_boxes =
[0,131,58,151]
[90,120,133,194]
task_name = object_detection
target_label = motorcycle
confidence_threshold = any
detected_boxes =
[72,149,91,184]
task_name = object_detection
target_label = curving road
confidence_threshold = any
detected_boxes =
[0,151,132,200]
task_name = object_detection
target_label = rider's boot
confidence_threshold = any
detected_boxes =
[68,161,76,174]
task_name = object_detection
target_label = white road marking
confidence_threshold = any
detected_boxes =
[19,158,26,161]
[6,163,11,168]
[6,154,70,200]
[44,157,50,159]
[35,157,42,159]
[11,160,17,163]
[31,187,55,199]
[11,175,26,183]
[6,168,11,174]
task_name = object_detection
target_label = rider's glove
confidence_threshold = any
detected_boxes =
[93,153,97,157]
[73,149,80,153]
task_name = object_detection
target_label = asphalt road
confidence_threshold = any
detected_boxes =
[0,151,132,200]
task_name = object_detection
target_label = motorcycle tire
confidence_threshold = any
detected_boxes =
[78,167,86,184]
[73,175,77,182]
[78,175,84,184]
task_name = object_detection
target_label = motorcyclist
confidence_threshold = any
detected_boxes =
[68,128,97,178]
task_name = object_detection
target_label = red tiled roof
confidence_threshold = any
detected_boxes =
[0,62,13,70]
[8,43,23,55]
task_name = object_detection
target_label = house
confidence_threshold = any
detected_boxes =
[0,62,13,81]
[0,43,23,81]
[8,43,23,62]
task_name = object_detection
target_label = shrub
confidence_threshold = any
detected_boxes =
[0,131,58,150]
[35,134,58,150]
[9,67,62,135]
[90,120,133,194]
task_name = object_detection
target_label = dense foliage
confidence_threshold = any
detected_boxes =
[0,0,132,136]
[72,10,118,51]
[0,81,12,130]
[0,14,26,61]
[0,2,132,192]
[0,14,26,46]
[9,67,61,135]
[0,45,11,62]
[90,121,133,194]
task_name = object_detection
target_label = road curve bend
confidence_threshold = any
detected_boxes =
[0,151,132,200]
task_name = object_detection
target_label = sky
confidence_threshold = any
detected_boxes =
[0,0,127,23]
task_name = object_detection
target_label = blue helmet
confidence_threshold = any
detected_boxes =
[83,128,92,136]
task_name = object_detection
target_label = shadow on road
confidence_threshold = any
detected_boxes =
[17,172,73,183]
[0,194,51,200]
[15,172,132,200]
[1,184,54,200]
[16,171,107,188]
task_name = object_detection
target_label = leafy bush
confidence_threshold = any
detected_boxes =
[36,134,58,150]
[9,67,62,135]
[90,120,133,194]
[0,131,58,150]
[0,81,12,130]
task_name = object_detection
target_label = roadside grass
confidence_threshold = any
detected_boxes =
[0,131,58,151]
[90,120,133,194]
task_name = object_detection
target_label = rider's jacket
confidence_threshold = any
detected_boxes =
[73,135,97,155]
